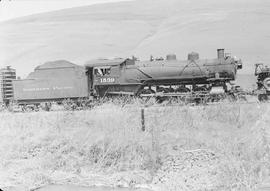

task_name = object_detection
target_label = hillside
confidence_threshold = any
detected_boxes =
[0,0,270,78]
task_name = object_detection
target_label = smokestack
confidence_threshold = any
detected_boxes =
[217,49,225,59]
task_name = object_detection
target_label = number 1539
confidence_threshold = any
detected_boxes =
[100,78,115,83]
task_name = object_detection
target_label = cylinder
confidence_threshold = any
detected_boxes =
[166,54,177,61]
[217,49,225,59]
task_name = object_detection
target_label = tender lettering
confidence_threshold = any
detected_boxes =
[23,86,73,92]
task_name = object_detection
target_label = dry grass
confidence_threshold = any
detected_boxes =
[0,102,269,190]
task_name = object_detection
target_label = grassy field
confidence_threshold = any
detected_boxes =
[0,102,269,191]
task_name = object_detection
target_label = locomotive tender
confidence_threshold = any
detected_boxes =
[12,49,242,106]
[13,61,88,104]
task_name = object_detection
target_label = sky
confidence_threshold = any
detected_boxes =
[0,0,132,22]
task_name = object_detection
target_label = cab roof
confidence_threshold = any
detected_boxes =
[85,58,127,68]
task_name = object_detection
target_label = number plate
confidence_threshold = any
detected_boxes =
[100,77,116,83]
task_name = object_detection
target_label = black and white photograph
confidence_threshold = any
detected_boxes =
[0,0,270,190]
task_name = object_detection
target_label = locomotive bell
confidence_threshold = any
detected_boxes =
[187,52,199,61]
[166,54,177,61]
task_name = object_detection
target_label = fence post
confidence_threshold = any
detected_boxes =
[141,108,145,131]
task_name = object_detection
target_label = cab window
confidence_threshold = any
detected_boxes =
[94,67,111,77]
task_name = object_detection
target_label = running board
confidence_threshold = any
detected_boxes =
[140,91,210,97]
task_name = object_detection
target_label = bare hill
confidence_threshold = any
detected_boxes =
[0,0,270,78]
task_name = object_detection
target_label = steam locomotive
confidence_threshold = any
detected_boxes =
[12,49,242,107]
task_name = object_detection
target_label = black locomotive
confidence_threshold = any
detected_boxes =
[11,49,243,108]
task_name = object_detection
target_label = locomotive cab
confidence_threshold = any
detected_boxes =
[85,58,137,97]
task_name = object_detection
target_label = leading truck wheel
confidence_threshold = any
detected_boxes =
[258,94,268,102]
